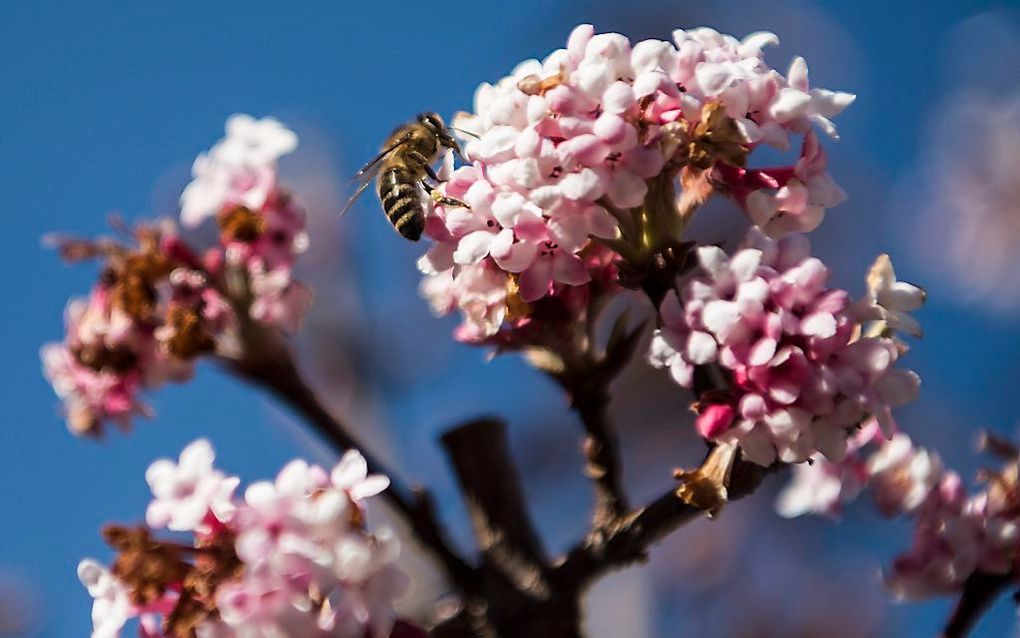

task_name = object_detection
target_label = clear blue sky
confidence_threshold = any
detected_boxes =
[2,1,1018,636]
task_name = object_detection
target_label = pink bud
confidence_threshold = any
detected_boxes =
[696,403,736,439]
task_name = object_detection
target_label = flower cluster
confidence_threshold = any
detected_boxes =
[649,229,923,466]
[778,429,1020,601]
[419,24,853,343]
[41,225,227,435]
[43,115,313,435]
[181,114,312,333]
[79,440,414,638]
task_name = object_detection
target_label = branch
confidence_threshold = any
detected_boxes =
[227,346,478,594]
[561,366,629,530]
[555,446,774,592]
[441,418,549,596]
[941,571,1013,638]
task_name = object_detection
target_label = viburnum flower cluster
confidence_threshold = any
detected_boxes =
[78,440,414,638]
[180,114,312,332]
[418,24,854,343]
[41,224,230,435]
[42,115,313,435]
[779,428,1020,601]
[649,230,923,466]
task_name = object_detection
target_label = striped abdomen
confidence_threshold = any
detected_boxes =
[377,166,425,241]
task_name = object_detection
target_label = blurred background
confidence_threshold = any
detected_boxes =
[2,1,1019,635]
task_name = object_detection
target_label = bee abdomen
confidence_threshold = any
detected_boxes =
[379,167,425,241]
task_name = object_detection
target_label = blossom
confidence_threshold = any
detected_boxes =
[867,433,942,516]
[40,225,239,435]
[77,560,133,638]
[331,450,391,505]
[738,133,848,237]
[180,114,298,228]
[184,116,312,332]
[775,421,879,518]
[80,441,410,638]
[42,267,195,436]
[649,229,921,465]
[247,265,314,334]
[145,439,240,532]
[851,254,925,338]
[421,24,853,341]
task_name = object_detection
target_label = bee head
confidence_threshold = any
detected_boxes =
[418,112,459,151]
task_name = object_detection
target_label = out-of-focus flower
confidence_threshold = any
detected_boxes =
[914,93,1020,311]
[649,229,921,465]
[80,441,413,638]
[180,114,298,228]
[779,426,1020,603]
[775,421,880,518]
[187,116,312,333]
[867,432,942,516]
[41,226,204,436]
[43,115,315,435]
[145,439,240,533]
[77,560,140,638]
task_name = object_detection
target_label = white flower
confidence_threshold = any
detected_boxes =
[331,450,390,505]
[180,114,298,228]
[215,114,298,167]
[78,560,132,638]
[145,439,240,531]
[769,57,856,139]
[855,254,926,337]
[775,455,862,518]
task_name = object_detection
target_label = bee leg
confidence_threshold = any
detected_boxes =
[421,180,470,209]
[405,150,445,184]
[421,162,442,183]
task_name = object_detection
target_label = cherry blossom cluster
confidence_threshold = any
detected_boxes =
[649,229,923,466]
[418,24,853,342]
[180,114,312,333]
[43,115,313,435]
[78,440,415,638]
[778,428,1020,601]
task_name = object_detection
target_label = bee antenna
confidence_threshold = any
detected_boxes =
[448,126,480,140]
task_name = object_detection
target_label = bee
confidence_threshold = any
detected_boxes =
[340,112,469,241]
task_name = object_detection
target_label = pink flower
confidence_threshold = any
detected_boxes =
[649,229,920,465]
[867,433,943,516]
[145,439,240,532]
[423,24,853,340]
[80,441,408,638]
[248,266,314,333]
[42,278,195,435]
[731,133,848,237]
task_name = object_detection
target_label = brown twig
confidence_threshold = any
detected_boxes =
[566,368,630,530]
[555,447,774,593]
[941,571,1013,638]
[441,419,549,592]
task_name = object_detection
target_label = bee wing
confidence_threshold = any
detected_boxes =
[339,134,412,218]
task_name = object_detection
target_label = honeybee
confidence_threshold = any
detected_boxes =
[340,112,469,241]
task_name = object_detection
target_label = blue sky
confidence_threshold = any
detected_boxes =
[2,1,1019,636]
